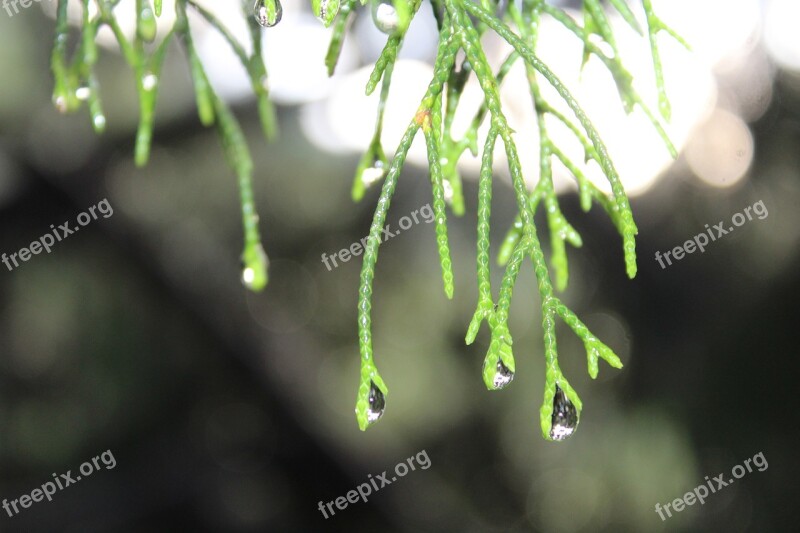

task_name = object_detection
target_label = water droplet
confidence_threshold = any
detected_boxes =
[550,384,578,441]
[241,243,269,291]
[93,114,106,130]
[142,73,158,91]
[313,0,339,25]
[492,359,514,389]
[367,381,385,424]
[138,4,157,43]
[75,85,91,101]
[242,266,256,286]
[371,0,399,34]
[254,0,283,27]
[443,179,454,203]
[54,95,68,114]
[361,160,386,188]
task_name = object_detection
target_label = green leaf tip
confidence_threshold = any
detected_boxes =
[242,242,269,292]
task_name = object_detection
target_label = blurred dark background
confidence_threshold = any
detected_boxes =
[1,1,799,532]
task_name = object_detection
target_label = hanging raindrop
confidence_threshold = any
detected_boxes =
[54,95,68,114]
[443,179,454,204]
[367,381,385,424]
[242,265,257,288]
[75,85,91,101]
[312,0,340,26]
[137,2,157,43]
[93,114,107,131]
[492,359,514,389]
[241,243,269,291]
[360,160,386,188]
[550,384,578,441]
[254,0,283,28]
[142,72,158,92]
[371,0,399,35]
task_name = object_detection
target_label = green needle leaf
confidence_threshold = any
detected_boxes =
[422,106,455,300]
[608,0,643,35]
[326,0,356,76]
[211,93,269,292]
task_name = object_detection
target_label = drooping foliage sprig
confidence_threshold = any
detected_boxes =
[51,0,685,441]
[51,0,275,291]
[332,0,686,440]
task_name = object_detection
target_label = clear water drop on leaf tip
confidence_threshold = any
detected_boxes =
[142,73,157,91]
[493,359,514,389]
[550,384,578,441]
[241,243,269,291]
[372,0,399,35]
[242,266,256,286]
[54,95,67,114]
[443,180,454,204]
[75,85,90,101]
[361,160,386,188]
[313,0,338,25]
[367,381,385,424]
[254,0,283,28]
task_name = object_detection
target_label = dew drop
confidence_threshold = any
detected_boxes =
[443,179,454,204]
[75,85,91,101]
[367,381,385,424]
[313,0,339,25]
[550,384,578,441]
[361,160,386,188]
[142,73,158,91]
[242,266,257,286]
[254,0,283,28]
[371,0,399,34]
[93,114,106,131]
[54,95,68,114]
[241,243,269,292]
[492,359,514,389]
[138,4,157,43]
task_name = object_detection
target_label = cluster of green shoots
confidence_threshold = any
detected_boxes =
[51,0,275,291]
[51,0,684,441]
[343,0,685,440]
